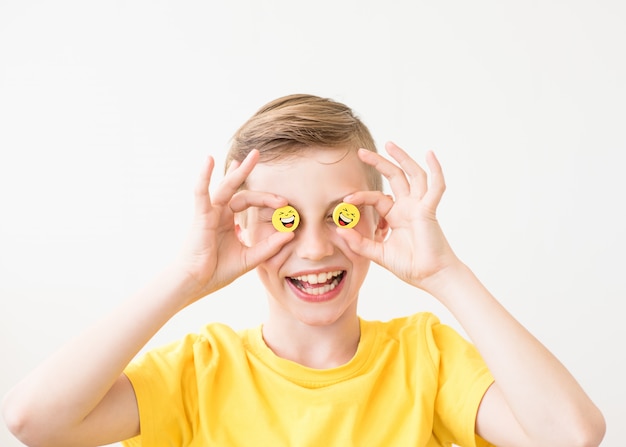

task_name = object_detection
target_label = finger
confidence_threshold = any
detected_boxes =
[243,231,295,270]
[422,150,446,209]
[224,160,241,176]
[357,148,411,197]
[213,150,260,205]
[229,190,288,213]
[194,155,215,215]
[384,141,428,199]
[343,191,394,219]
[225,158,241,174]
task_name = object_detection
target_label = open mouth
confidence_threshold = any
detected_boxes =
[338,213,352,226]
[280,215,295,228]
[287,270,345,296]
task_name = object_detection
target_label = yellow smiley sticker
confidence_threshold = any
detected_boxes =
[272,205,300,232]
[333,203,360,229]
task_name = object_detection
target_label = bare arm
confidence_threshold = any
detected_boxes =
[427,262,605,446]
[2,270,199,447]
[339,142,605,447]
[2,151,293,447]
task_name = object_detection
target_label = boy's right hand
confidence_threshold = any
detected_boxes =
[174,149,294,305]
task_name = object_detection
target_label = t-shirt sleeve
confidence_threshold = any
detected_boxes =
[425,316,495,447]
[121,333,209,447]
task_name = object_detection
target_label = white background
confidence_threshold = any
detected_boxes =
[1,1,624,446]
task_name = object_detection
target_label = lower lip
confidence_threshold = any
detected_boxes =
[286,275,346,303]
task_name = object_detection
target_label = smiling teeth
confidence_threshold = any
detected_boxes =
[293,270,343,285]
[290,270,344,295]
[302,281,337,295]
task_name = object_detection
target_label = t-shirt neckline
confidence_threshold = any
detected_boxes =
[242,318,380,388]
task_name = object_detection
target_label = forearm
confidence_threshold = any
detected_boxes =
[424,261,605,444]
[2,265,198,438]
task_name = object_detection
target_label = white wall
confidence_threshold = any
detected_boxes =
[1,1,624,445]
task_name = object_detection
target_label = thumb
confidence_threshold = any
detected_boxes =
[243,231,294,270]
[336,228,383,266]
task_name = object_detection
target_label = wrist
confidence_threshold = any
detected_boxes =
[146,264,212,311]
[418,259,477,304]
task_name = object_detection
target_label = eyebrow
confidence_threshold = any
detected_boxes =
[256,194,356,214]
[291,196,354,213]
[328,196,349,208]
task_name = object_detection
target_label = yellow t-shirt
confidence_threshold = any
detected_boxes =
[122,313,495,447]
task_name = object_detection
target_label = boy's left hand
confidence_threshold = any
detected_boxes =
[338,142,460,292]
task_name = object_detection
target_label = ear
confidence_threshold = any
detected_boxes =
[235,223,244,242]
[234,214,250,246]
[373,214,390,242]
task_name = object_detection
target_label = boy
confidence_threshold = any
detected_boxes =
[2,94,605,446]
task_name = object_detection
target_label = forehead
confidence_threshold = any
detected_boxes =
[245,147,371,197]
[247,146,367,183]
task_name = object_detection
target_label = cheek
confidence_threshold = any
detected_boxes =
[255,246,291,288]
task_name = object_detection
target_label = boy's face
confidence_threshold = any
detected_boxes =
[239,147,387,328]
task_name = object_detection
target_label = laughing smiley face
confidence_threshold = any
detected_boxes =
[272,205,300,232]
[332,203,360,229]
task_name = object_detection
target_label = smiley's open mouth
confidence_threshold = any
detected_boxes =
[338,214,352,226]
[281,215,295,228]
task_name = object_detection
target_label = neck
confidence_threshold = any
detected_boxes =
[262,310,361,369]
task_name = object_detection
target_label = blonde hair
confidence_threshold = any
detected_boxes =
[225,94,382,191]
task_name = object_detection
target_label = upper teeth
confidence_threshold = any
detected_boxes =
[292,270,342,285]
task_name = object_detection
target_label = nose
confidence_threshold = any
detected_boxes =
[294,220,335,261]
